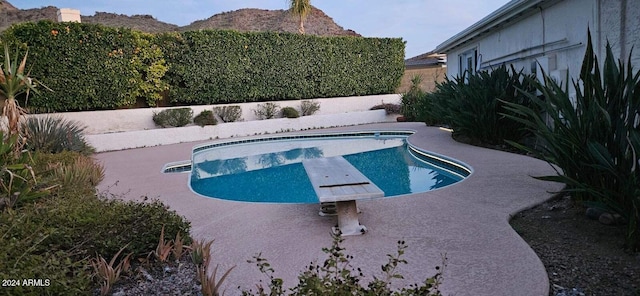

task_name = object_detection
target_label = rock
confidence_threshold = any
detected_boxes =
[599,213,615,225]
[585,207,606,220]
[599,213,626,225]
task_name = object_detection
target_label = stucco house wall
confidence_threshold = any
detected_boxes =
[436,0,639,91]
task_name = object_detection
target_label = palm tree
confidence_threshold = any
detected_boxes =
[289,0,311,34]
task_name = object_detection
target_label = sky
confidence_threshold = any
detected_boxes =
[9,0,511,58]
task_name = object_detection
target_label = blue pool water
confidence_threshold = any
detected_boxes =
[189,134,469,203]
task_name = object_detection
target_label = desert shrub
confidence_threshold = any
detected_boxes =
[194,110,217,127]
[0,193,190,294]
[253,102,280,120]
[503,33,640,251]
[242,234,444,295]
[281,107,300,118]
[0,133,49,211]
[51,154,105,190]
[427,65,537,145]
[370,103,401,115]
[213,105,243,123]
[401,75,426,121]
[300,100,320,116]
[21,116,94,155]
[32,194,192,260]
[0,214,92,295]
[152,108,193,128]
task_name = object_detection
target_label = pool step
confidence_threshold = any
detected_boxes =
[162,161,192,173]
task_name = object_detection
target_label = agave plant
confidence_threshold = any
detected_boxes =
[21,115,94,155]
[0,44,48,138]
[502,31,640,251]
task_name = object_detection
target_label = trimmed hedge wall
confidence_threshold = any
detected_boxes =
[1,21,404,112]
[1,21,168,112]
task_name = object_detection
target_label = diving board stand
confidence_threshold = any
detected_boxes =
[302,156,384,236]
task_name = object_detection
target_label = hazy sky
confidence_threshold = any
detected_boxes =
[9,0,511,58]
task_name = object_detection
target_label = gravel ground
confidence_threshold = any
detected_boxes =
[510,195,640,296]
[104,195,640,296]
[104,258,202,296]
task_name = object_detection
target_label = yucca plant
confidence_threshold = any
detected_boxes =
[0,44,48,139]
[428,65,537,145]
[21,115,94,155]
[502,31,640,250]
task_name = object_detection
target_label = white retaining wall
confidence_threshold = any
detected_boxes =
[54,94,401,152]
[86,110,392,152]
[30,94,400,135]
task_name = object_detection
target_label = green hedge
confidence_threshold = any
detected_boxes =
[160,30,404,104]
[2,21,404,112]
[1,21,168,112]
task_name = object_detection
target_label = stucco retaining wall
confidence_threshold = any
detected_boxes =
[29,94,400,135]
[75,94,401,152]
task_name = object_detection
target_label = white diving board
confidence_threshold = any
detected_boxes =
[302,156,384,236]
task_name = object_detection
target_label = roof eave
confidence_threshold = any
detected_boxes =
[434,0,546,53]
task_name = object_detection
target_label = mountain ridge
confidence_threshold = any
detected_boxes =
[0,1,360,36]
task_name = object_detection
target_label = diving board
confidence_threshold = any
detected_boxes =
[302,156,384,236]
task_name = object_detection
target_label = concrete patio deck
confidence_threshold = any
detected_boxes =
[95,122,563,295]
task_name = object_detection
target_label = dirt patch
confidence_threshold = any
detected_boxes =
[510,195,640,295]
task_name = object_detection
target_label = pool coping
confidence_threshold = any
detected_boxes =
[95,122,563,295]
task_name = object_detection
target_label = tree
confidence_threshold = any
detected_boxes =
[289,0,311,34]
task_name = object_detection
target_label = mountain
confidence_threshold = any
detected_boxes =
[82,12,179,33]
[0,0,17,11]
[0,1,359,36]
[182,6,359,36]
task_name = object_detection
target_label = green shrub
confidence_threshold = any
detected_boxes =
[426,65,537,145]
[300,100,320,116]
[2,21,167,111]
[253,102,280,120]
[152,108,193,127]
[194,110,217,127]
[0,214,92,295]
[39,194,191,259]
[242,234,444,295]
[370,103,401,115]
[213,105,243,122]
[0,194,191,294]
[281,107,299,118]
[51,154,105,190]
[0,132,49,211]
[502,32,640,251]
[162,31,404,105]
[21,116,94,155]
[401,75,426,121]
[4,23,403,111]
[1,149,192,294]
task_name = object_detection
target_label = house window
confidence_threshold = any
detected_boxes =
[459,48,477,77]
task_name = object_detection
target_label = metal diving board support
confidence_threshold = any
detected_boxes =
[302,156,384,236]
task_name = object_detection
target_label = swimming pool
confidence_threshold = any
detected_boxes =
[185,131,471,203]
